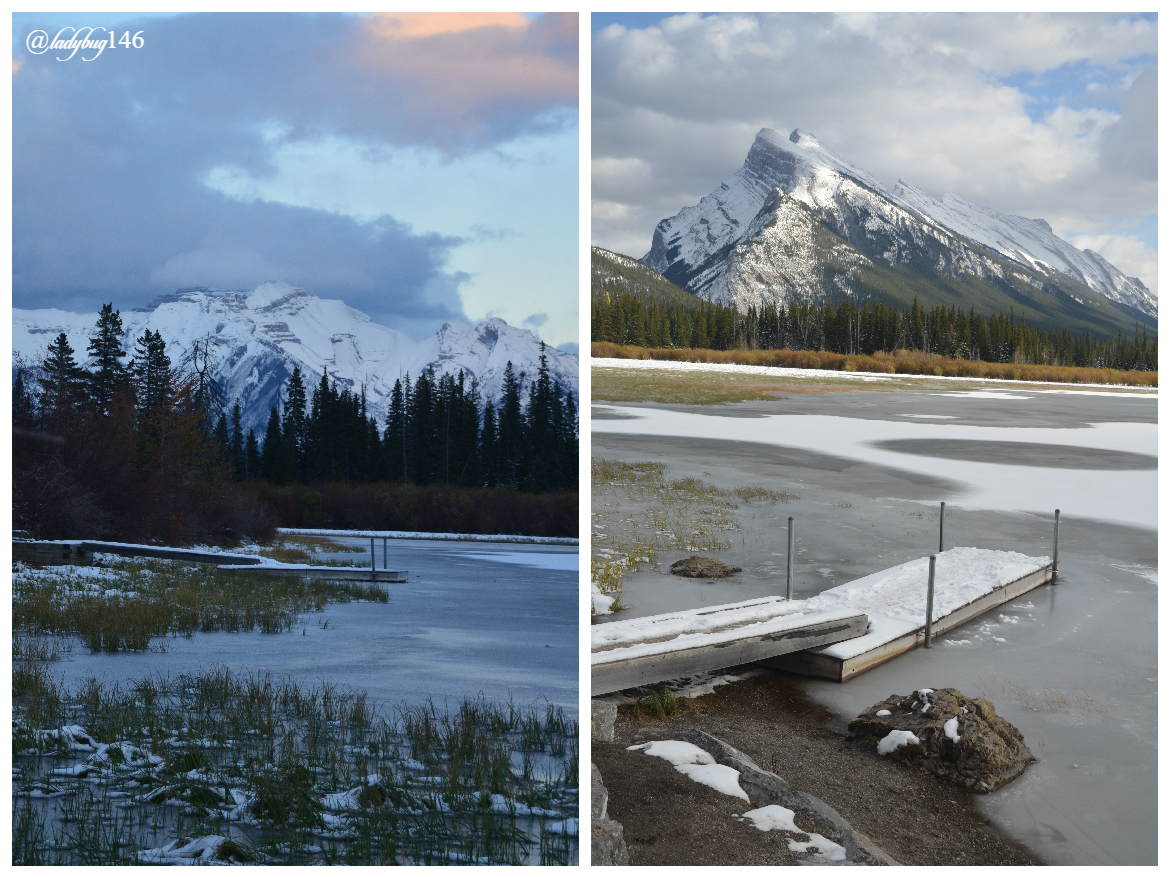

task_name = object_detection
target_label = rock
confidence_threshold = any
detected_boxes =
[670,556,742,578]
[592,700,618,742]
[849,688,1033,793]
[591,763,630,865]
[675,729,899,866]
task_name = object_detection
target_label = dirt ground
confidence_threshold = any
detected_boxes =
[593,674,1041,866]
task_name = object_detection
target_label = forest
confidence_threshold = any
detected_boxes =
[14,305,578,543]
[591,291,1157,372]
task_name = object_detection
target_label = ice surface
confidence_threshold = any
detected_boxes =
[592,402,1156,529]
[44,538,578,716]
[877,729,920,755]
[461,552,578,571]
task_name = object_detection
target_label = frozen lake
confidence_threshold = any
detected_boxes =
[47,538,580,718]
[592,375,1156,866]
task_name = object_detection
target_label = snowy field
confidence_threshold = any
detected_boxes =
[591,375,1156,866]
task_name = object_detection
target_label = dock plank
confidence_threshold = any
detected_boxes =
[764,565,1053,682]
[592,612,868,696]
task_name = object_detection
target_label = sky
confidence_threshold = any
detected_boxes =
[12,12,579,349]
[591,12,1158,296]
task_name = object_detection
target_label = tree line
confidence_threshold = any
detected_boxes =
[14,304,578,542]
[220,353,577,493]
[591,291,1157,372]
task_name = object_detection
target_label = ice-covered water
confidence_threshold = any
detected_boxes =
[592,381,1156,865]
[46,538,579,717]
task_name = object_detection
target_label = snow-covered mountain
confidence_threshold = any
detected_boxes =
[643,128,1156,324]
[13,282,578,434]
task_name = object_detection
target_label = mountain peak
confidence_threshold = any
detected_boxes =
[246,281,313,313]
[789,128,819,147]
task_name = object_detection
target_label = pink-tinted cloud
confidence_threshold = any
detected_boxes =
[345,12,578,139]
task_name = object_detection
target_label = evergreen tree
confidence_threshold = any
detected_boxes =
[13,370,36,430]
[130,329,173,422]
[282,366,308,479]
[40,333,84,432]
[245,429,260,482]
[230,400,244,481]
[260,407,284,482]
[86,303,129,413]
[497,362,524,488]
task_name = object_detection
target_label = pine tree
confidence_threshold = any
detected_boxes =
[230,400,244,481]
[86,303,129,413]
[40,332,84,433]
[497,361,523,488]
[282,367,307,480]
[245,429,260,482]
[13,370,36,430]
[260,407,284,482]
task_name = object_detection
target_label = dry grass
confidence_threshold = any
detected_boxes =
[592,343,1158,388]
[975,676,1102,715]
[591,458,798,612]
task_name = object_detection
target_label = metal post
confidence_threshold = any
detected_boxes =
[383,537,388,571]
[786,516,795,601]
[370,538,376,572]
[939,501,945,552]
[1052,509,1060,575]
[924,554,936,648]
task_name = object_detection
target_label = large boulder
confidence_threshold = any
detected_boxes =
[849,688,1033,793]
[670,556,742,578]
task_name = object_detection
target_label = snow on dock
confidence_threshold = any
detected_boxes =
[591,601,868,696]
[765,547,1051,682]
[591,547,1051,694]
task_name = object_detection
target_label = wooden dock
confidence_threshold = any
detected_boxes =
[591,602,868,696]
[765,563,1053,682]
[78,541,265,565]
[216,564,409,583]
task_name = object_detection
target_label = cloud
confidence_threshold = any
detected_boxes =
[1069,233,1159,297]
[12,12,578,338]
[592,12,1157,289]
[523,313,549,328]
[353,11,578,149]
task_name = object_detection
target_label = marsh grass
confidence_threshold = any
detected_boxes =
[591,458,798,611]
[11,666,578,865]
[13,558,388,653]
[976,676,1102,716]
[637,686,680,721]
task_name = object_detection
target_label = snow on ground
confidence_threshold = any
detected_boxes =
[591,548,1045,663]
[592,405,1156,529]
[592,582,615,615]
[627,740,750,801]
[738,805,847,861]
[279,528,577,545]
[592,357,1158,394]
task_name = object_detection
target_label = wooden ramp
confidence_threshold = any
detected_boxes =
[591,601,867,696]
[765,563,1053,683]
[78,541,264,565]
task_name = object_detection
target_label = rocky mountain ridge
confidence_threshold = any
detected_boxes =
[14,282,578,434]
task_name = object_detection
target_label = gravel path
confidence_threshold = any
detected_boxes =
[595,674,1041,866]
